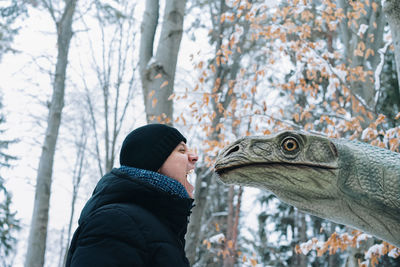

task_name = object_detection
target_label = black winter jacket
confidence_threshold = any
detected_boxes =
[66,168,194,267]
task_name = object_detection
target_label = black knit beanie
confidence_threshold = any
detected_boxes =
[119,124,187,172]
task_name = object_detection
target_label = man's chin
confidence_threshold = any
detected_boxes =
[184,180,194,198]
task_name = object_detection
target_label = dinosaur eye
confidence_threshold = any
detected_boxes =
[282,138,298,152]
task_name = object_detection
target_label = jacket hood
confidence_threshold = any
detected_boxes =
[78,168,194,233]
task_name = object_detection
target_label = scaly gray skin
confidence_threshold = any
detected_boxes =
[214,131,400,247]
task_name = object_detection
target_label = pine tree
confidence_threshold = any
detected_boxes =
[0,95,20,267]
[0,0,28,60]
[0,2,25,264]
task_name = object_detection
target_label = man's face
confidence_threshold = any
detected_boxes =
[158,142,198,198]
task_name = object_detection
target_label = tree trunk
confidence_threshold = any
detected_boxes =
[185,167,213,264]
[293,210,308,267]
[25,1,77,266]
[61,122,87,267]
[231,186,242,266]
[223,186,235,267]
[338,0,386,111]
[298,212,308,267]
[139,0,187,124]
[383,0,400,91]
[327,222,342,267]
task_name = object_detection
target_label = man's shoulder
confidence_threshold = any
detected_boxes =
[92,202,154,221]
[92,202,166,230]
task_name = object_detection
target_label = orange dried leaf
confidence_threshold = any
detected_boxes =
[295,244,301,254]
[262,101,267,112]
[330,101,339,109]
[263,129,271,135]
[293,113,300,122]
[210,64,216,73]
[372,2,378,11]
[160,81,169,88]
[148,90,155,99]
[220,14,226,23]
[181,114,186,126]
[250,258,258,266]
[305,123,314,131]
[376,114,386,124]
[168,93,175,100]
[365,48,375,59]
[336,108,347,115]
[152,98,158,108]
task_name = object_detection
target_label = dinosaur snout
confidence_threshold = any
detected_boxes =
[214,139,247,173]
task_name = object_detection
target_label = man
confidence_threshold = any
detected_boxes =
[66,124,198,266]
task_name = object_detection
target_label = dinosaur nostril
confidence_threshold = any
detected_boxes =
[225,145,239,157]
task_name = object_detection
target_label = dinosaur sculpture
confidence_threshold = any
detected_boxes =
[214,131,400,247]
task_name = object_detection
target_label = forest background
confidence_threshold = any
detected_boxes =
[0,0,400,266]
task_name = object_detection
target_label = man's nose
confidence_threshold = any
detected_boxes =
[189,153,198,163]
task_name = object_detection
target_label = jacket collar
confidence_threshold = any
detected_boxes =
[118,165,190,198]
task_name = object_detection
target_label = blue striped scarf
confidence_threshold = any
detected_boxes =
[119,165,189,199]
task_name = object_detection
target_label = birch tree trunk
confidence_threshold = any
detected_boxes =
[383,0,400,91]
[139,0,187,124]
[25,1,77,266]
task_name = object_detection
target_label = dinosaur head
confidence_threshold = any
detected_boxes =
[214,131,400,247]
[214,131,340,214]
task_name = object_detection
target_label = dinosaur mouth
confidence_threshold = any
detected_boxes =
[215,162,337,177]
[214,164,247,176]
[215,162,279,178]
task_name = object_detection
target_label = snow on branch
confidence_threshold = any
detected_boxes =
[295,230,399,267]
